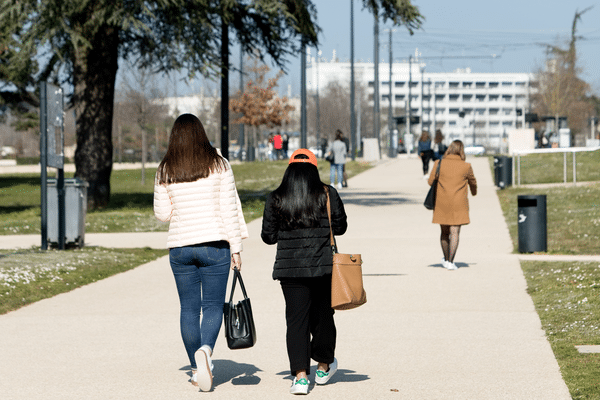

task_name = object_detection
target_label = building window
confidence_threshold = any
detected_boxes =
[382,81,390,86]
[502,95,512,101]
[395,94,405,101]
[449,108,460,115]
[422,94,431,101]
[490,121,500,126]
[449,82,459,88]
[435,81,445,88]
[435,108,445,115]
[463,94,473,102]
[489,94,499,101]
[463,81,473,88]
[476,94,486,102]
[449,94,459,102]
[489,82,499,88]
[435,94,445,101]
[503,108,513,115]
[463,108,473,115]
[516,94,526,100]
[449,121,457,126]
[503,121,513,127]
[395,81,405,87]
[423,107,432,113]
[515,82,526,87]
[476,108,486,115]
[489,108,499,115]
[475,121,486,128]
[368,81,374,87]
[476,82,486,88]
[382,95,389,101]
[502,81,513,87]
[409,81,418,88]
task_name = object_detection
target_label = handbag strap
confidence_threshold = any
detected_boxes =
[434,159,442,180]
[325,188,338,253]
[228,268,249,303]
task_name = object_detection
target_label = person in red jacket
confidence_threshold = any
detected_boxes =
[273,132,283,160]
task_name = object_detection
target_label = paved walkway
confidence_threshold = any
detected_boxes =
[0,157,571,399]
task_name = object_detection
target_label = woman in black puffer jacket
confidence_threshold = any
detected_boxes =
[261,148,347,395]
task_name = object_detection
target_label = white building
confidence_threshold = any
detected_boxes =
[307,59,534,149]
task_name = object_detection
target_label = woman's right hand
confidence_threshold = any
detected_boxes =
[231,252,242,271]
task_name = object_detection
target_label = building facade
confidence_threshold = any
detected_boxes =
[307,60,534,149]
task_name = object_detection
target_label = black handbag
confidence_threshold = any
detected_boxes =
[424,160,441,210]
[223,269,256,349]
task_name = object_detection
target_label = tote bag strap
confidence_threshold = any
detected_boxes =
[228,268,249,303]
[325,188,338,253]
[435,159,442,180]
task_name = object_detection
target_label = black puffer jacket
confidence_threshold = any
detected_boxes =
[261,187,347,279]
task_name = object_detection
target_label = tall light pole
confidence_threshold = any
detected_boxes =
[388,29,395,157]
[407,55,413,148]
[220,18,229,160]
[373,13,380,157]
[239,49,245,160]
[350,0,356,160]
[316,50,321,151]
[300,39,307,149]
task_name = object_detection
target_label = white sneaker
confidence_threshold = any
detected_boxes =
[445,261,458,270]
[194,346,213,391]
[336,183,343,190]
[315,358,338,385]
[290,377,309,395]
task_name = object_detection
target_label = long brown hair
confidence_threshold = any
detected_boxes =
[157,114,227,184]
[444,140,466,161]
[419,131,430,142]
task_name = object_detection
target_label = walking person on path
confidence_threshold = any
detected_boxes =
[261,149,347,395]
[153,113,248,392]
[326,129,347,189]
[428,140,477,270]
[432,129,447,161]
[418,131,434,178]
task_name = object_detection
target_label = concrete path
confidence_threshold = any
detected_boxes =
[0,157,571,399]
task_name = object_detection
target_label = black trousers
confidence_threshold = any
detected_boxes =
[280,275,336,376]
[420,149,434,174]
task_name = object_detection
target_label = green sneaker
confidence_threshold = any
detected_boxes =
[290,377,309,395]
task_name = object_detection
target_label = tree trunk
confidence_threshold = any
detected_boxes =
[73,26,119,209]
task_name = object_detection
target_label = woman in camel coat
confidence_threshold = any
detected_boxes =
[428,140,477,270]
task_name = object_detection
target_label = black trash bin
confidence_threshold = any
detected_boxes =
[494,156,512,189]
[517,195,547,253]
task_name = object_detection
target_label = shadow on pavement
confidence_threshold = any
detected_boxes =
[276,368,369,383]
[339,191,419,207]
[181,360,263,387]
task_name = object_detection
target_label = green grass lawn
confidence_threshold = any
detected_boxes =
[522,260,600,399]
[506,149,600,185]
[0,246,168,314]
[0,159,372,235]
[496,184,600,254]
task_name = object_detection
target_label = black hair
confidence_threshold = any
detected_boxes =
[271,155,327,230]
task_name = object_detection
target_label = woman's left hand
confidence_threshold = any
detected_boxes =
[231,252,242,271]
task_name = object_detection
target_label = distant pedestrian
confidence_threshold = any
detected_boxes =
[282,133,289,158]
[418,131,434,178]
[428,140,477,270]
[153,113,249,391]
[432,129,447,161]
[274,131,284,160]
[341,133,350,187]
[326,129,347,189]
[261,149,347,395]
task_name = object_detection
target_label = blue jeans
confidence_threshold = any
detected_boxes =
[330,163,343,186]
[169,241,230,369]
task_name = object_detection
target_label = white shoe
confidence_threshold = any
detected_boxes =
[290,377,309,395]
[336,183,342,190]
[193,346,213,391]
[315,358,338,385]
[445,261,458,270]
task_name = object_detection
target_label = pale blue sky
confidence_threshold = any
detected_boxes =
[155,0,600,97]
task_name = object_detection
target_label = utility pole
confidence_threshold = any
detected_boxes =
[388,29,395,157]
[316,51,321,151]
[239,49,245,160]
[407,55,412,147]
[350,0,356,160]
[220,19,229,160]
[373,12,380,157]
[301,40,307,149]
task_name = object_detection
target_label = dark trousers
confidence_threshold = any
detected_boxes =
[280,275,336,376]
[420,150,434,174]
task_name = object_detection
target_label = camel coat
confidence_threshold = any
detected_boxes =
[428,154,477,225]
